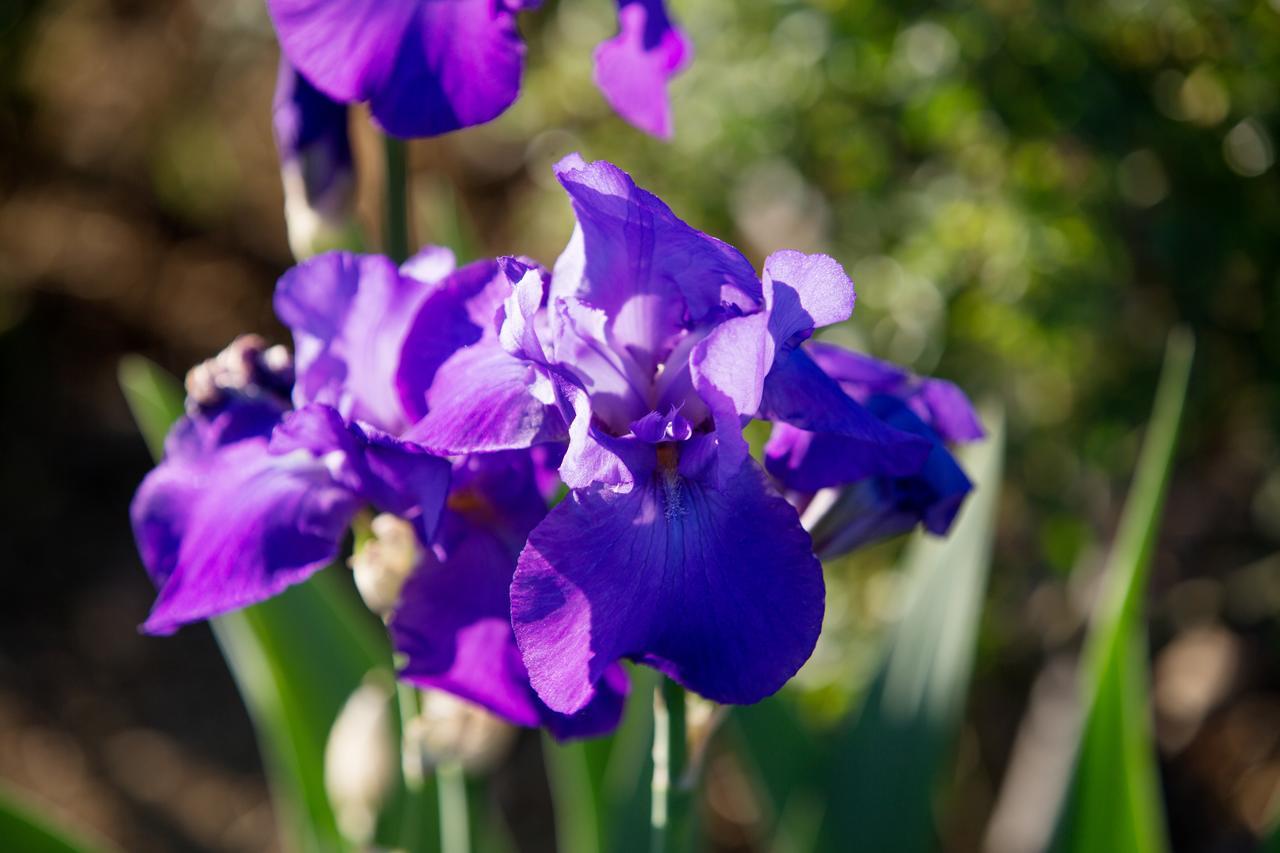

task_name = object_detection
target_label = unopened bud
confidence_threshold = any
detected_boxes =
[325,674,396,845]
[349,514,421,617]
[273,61,360,260]
[184,334,293,409]
[408,689,515,774]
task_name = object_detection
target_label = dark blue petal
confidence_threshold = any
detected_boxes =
[511,456,824,713]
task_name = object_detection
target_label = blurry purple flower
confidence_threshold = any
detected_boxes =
[273,61,358,258]
[405,155,935,714]
[265,0,690,139]
[769,344,984,558]
[390,451,627,740]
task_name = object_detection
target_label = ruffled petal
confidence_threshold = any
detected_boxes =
[550,156,761,370]
[275,252,433,433]
[394,258,511,422]
[511,457,824,714]
[690,312,773,482]
[268,0,527,138]
[760,347,931,479]
[762,250,855,348]
[135,438,361,635]
[593,0,691,138]
[402,340,568,454]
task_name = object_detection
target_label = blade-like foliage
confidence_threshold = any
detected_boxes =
[118,355,390,853]
[1056,329,1194,853]
[0,785,119,853]
[818,405,1005,851]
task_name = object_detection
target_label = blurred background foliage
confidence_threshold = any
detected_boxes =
[1,0,1279,850]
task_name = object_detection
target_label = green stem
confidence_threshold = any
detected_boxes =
[651,679,690,853]
[382,135,410,263]
[437,762,471,853]
[544,737,600,853]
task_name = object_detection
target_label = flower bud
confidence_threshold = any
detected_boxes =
[273,61,359,260]
[324,674,396,845]
[184,334,294,410]
[408,689,515,774]
[349,514,421,618]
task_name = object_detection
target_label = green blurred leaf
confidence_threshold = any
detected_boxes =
[118,355,185,459]
[1056,329,1194,853]
[118,355,390,853]
[0,785,119,853]
[819,405,1006,852]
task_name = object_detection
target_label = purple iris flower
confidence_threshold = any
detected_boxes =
[131,337,450,636]
[266,0,691,139]
[390,451,627,739]
[403,155,936,715]
[273,61,357,258]
[770,343,985,558]
[132,247,473,635]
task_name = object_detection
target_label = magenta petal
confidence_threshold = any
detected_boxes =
[593,0,691,138]
[511,457,824,714]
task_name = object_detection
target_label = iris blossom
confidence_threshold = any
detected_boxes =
[266,0,691,138]
[405,155,941,715]
[132,248,623,737]
[769,344,985,559]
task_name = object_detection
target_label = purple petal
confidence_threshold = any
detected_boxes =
[134,438,360,635]
[402,339,568,455]
[550,156,761,372]
[760,347,931,479]
[629,407,693,443]
[394,258,512,423]
[511,457,824,714]
[763,251,855,348]
[913,379,986,444]
[593,0,691,138]
[275,252,433,434]
[270,405,451,540]
[268,0,527,138]
[689,312,773,482]
[801,398,975,558]
[804,342,984,444]
[392,451,625,738]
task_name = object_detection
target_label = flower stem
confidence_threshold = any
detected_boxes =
[382,135,410,263]
[651,678,691,853]
[437,761,471,853]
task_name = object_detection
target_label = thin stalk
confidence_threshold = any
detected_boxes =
[382,135,410,263]
[651,678,690,853]
[437,762,471,853]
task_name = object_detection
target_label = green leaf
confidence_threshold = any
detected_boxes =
[117,355,186,459]
[1056,329,1194,853]
[118,355,390,853]
[0,785,120,853]
[818,405,1006,852]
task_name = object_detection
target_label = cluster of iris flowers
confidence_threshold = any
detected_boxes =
[132,152,982,738]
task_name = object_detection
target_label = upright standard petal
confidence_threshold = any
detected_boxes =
[593,0,691,138]
[511,457,824,714]
[268,0,527,138]
[275,252,436,433]
[551,156,761,361]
